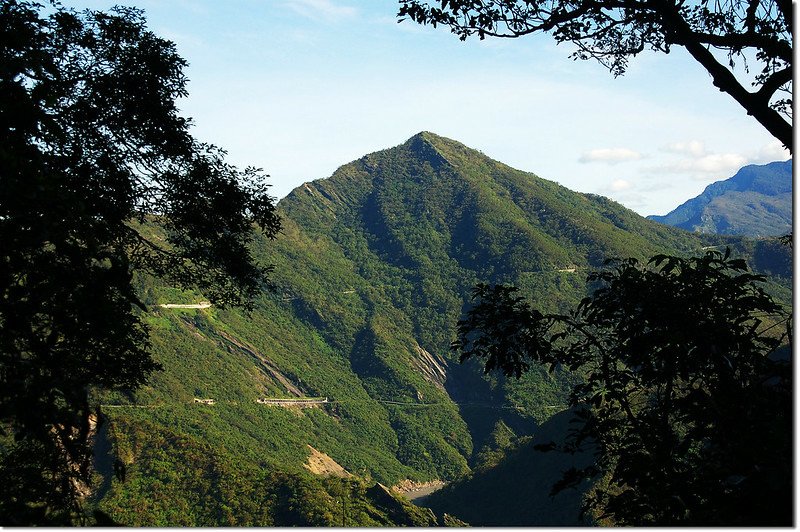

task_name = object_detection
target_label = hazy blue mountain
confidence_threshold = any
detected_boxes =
[648,160,792,236]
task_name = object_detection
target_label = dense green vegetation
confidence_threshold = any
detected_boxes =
[90,132,790,525]
[95,417,437,526]
[0,2,281,524]
[447,250,792,526]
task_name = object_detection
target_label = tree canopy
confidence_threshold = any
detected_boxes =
[398,0,793,151]
[0,1,280,524]
[454,250,792,525]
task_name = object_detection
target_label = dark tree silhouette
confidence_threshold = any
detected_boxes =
[0,1,280,524]
[454,250,791,525]
[398,0,793,151]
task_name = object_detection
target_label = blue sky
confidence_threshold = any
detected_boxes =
[65,0,789,215]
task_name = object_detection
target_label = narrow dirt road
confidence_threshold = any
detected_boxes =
[159,302,211,309]
[393,480,447,503]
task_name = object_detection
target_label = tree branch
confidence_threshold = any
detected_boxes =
[689,30,791,62]
[655,0,793,151]
[755,65,792,102]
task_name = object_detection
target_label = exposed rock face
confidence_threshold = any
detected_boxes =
[216,329,305,397]
[410,344,448,391]
[303,445,351,478]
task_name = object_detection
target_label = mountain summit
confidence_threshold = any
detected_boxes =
[283,131,708,282]
[648,160,792,236]
[93,133,785,526]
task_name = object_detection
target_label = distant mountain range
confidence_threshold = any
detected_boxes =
[648,160,792,237]
[95,133,791,526]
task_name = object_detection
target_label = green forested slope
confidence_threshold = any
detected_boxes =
[93,132,788,526]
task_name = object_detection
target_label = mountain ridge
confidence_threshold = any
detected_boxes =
[648,160,792,236]
[92,132,790,526]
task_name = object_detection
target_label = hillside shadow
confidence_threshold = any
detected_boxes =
[421,408,594,526]
[444,359,538,466]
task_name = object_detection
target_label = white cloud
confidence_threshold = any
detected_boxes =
[578,148,643,164]
[657,139,751,181]
[752,139,791,163]
[654,152,748,181]
[662,140,707,157]
[609,178,634,191]
[283,0,357,22]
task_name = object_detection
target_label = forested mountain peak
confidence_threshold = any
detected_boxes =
[281,132,711,277]
[87,133,790,526]
[285,131,536,208]
[402,130,481,163]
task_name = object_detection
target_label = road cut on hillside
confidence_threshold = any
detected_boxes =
[392,480,447,503]
[158,302,212,309]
